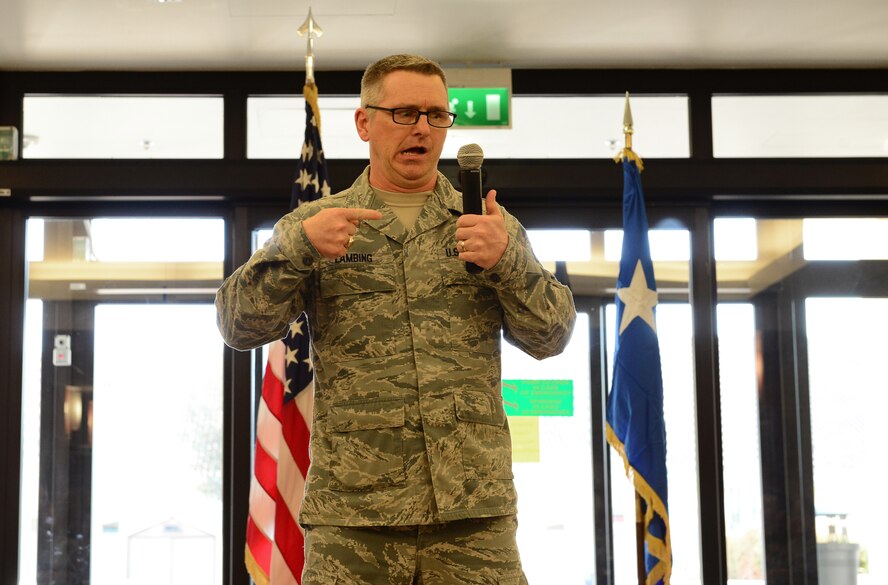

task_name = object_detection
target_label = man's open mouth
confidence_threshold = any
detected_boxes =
[401,146,428,155]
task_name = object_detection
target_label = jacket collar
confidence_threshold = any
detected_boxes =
[348,166,461,244]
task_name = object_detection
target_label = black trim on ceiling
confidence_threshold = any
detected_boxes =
[2,71,365,96]
[3,158,888,205]
[5,68,888,95]
[511,68,888,94]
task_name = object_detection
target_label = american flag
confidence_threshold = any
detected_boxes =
[245,81,330,585]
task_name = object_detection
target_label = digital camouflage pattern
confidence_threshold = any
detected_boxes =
[302,515,527,584]
[216,167,576,527]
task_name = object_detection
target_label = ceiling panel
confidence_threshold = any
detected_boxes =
[0,0,887,71]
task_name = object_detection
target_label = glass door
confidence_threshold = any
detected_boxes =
[802,219,888,585]
[806,297,886,584]
[714,216,888,584]
[20,217,225,585]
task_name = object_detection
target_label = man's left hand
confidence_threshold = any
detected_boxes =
[455,190,509,270]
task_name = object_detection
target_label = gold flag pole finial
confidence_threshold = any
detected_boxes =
[616,91,643,171]
[298,8,324,85]
[623,91,634,151]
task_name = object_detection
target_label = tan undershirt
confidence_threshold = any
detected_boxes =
[372,187,432,230]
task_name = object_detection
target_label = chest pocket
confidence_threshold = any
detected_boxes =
[442,260,502,355]
[315,249,408,360]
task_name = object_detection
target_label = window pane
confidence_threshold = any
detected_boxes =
[715,218,803,299]
[247,96,363,160]
[503,312,594,584]
[526,229,592,262]
[89,218,224,262]
[248,95,690,159]
[712,95,888,158]
[27,218,45,262]
[23,96,224,159]
[716,304,766,582]
[19,299,43,585]
[807,298,886,584]
[20,217,225,583]
[449,96,690,159]
[714,218,758,261]
[255,228,273,251]
[803,218,888,260]
[92,305,222,585]
[604,229,690,262]
[714,217,790,583]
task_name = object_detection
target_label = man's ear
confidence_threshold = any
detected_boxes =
[355,108,370,142]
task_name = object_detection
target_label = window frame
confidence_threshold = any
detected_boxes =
[3,68,888,585]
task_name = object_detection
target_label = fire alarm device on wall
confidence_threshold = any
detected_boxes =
[53,335,72,367]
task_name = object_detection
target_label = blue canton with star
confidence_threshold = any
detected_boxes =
[284,86,330,401]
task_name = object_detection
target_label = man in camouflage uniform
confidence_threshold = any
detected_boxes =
[216,54,576,584]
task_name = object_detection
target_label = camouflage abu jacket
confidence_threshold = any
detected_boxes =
[216,167,576,526]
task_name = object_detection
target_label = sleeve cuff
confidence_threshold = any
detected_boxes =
[275,213,322,270]
[479,231,532,289]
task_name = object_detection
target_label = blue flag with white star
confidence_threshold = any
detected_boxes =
[606,158,671,585]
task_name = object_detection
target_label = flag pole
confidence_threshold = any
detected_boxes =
[243,12,328,585]
[608,91,671,585]
[298,8,323,86]
[623,91,633,153]
[621,91,646,585]
[636,494,646,585]
[615,91,643,172]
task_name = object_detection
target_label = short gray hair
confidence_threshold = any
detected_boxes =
[360,54,448,106]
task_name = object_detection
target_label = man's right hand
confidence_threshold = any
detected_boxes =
[303,208,383,259]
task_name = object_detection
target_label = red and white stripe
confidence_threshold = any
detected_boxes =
[246,341,313,584]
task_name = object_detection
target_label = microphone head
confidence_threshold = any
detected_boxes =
[457,143,484,170]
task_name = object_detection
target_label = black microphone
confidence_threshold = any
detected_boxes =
[457,143,484,274]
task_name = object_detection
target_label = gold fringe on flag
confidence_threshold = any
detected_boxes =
[245,544,270,585]
[607,423,672,585]
[614,147,644,172]
[304,81,321,134]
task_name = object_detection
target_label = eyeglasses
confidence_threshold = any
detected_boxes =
[365,105,457,128]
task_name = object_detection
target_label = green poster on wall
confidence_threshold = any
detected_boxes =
[501,379,574,416]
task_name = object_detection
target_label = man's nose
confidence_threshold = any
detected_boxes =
[411,114,432,134]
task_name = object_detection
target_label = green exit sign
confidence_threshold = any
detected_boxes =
[448,87,510,127]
